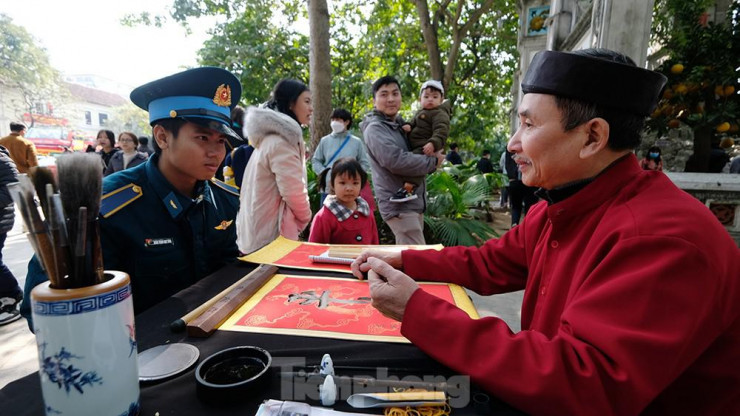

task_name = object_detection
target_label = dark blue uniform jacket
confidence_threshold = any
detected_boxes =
[21,154,240,327]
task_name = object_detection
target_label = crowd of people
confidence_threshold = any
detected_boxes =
[2,47,739,414]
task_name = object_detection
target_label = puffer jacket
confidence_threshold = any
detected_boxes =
[236,107,311,254]
[103,150,148,176]
[0,146,19,233]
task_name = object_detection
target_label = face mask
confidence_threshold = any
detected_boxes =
[649,152,659,158]
[330,121,345,134]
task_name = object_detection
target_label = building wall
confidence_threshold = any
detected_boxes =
[0,82,29,137]
[0,81,125,142]
[513,0,655,131]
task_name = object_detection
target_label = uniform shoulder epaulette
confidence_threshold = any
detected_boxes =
[100,184,143,218]
[210,178,240,196]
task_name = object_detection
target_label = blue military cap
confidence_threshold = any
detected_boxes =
[130,67,243,141]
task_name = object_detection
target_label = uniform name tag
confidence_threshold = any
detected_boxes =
[144,238,174,247]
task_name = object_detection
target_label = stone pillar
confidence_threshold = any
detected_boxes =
[592,0,654,66]
[512,0,550,133]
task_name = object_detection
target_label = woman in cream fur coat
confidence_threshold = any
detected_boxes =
[236,79,313,254]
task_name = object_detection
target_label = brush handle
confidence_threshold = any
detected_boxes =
[48,194,71,288]
[90,219,105,284]
[73,207,88,288]
[83,219,104,286]
[17,192,58,286]
[8,184,44,271]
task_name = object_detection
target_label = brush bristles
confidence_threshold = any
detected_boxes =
[28,167,56,220]
[57,153,104,219]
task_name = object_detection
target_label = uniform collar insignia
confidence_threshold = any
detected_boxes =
[213,84,232,107]
[214,220,233,230]
[163,191,184,218]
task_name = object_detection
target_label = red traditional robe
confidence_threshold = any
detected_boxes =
[401,154,740,415]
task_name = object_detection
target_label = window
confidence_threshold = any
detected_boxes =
[85,111,92,125]
[98,113,108,126]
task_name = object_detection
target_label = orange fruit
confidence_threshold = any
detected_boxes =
[670,64,684,74]
[724,85,735,96]
[716,122,731,132]
[668,119,681,128]
[715,85,725,96]
[674,84,688,95]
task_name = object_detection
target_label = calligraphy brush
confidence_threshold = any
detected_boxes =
[7,183,43,270]
[15,175,58,286]
[73,207,87,288]
[28,166,56,220]
[48,191,71,287]
[57,153,104,287]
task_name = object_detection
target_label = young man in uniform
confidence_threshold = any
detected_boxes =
[352,49,740,414]
[22,67,243,323]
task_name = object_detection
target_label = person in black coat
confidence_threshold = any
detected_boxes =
[445,142,463,165]
[104,132,149,176]
[505,150,538,226]
[476,149,494,173]
[0,145,22,325]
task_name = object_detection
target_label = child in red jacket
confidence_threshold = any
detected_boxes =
[309,158,379,244]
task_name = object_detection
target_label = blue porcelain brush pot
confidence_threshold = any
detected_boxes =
[31,271,140,416]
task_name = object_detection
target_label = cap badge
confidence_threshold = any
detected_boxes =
[213,84,232,107]
[169,110,178,118]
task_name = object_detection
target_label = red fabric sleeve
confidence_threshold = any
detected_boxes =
[308,208,334,244]
[401,236,731,415]
[401,215,534,294]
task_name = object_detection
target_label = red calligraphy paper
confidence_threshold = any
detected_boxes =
[220,275,477,343]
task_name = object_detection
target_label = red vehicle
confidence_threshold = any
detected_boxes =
[24,126,74,155]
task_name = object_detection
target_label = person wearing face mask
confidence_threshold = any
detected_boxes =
[639,145,663,171]
[311,108,374,209]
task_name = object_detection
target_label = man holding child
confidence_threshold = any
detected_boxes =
[360,76,444,245]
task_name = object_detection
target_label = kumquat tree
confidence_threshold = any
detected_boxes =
[646,0,740,172]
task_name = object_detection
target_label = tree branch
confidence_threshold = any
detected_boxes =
[443,0,496,89]
[461,0,496,35]
[415,0,444,80]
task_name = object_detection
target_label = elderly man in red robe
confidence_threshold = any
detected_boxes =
[352,48,740,415]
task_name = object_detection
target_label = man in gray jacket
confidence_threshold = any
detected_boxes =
[360,76,443,244]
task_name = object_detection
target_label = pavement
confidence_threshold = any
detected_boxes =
[0,206,37,389]
[0,206,523,390]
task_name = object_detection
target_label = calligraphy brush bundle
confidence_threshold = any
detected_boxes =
[57,153,105,288]
[8,154,104,289]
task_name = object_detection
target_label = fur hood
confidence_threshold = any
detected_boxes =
[243,106,303,148]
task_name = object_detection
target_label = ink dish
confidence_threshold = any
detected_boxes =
[195,346,272,404]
